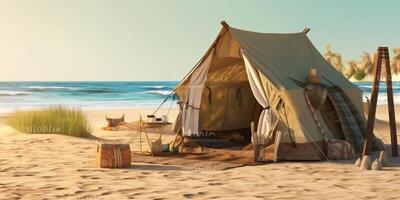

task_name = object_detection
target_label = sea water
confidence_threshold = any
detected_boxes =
[0,81,178,113]
[0,81,398,114]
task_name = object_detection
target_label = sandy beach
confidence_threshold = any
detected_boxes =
[3,0,400,199]
[0,106,399,199]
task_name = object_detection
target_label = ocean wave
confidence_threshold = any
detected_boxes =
[27,86,77,90]
[76,89,115,94]
[363,92,400,105]
[142,85,167,89]
[0,90,31,96]
[144,90,172,96]
[359,86,400,89]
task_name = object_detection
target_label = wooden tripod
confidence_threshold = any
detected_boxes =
[362,47,398,157]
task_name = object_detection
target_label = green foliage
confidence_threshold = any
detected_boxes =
[353,69,366,81]
[8,106,93,137]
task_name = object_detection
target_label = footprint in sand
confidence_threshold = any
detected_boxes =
[129,192,143,196]
[74,190,84,195]
[182,193,195,198]
[12,172,38,177]
[80,175,91,179]
[197,191,207,196]
[122,177,136,180]
[117,188,136,194]
[101,191,112,195]
[208,182,223,186]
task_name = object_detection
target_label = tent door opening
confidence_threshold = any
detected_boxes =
[196,57,261,148]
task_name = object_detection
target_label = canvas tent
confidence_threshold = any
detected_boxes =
[173,21,367,160]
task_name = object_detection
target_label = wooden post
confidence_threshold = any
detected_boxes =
[273,131,282,162]
[362,48,382,157]
[362,47,398,157]
[139,115,143,153]
[382,47,399,157]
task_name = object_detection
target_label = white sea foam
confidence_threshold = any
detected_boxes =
[142,85,167,89]
[363,93,400,105]
[359,85,400,90]
[144,90,172,96]
[0,90,31,96]
[27,86,77,90]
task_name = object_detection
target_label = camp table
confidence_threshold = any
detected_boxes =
[142,121,173,142]
[137,116,172,156]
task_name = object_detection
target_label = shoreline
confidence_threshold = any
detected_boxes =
[1,103,399,120]
[1,104,399,127]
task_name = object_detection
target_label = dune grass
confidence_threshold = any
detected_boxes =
[7,106,93,137]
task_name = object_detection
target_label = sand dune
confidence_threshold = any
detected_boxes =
[1,107,400,199]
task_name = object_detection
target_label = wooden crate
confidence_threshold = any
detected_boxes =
[96,142,131,168]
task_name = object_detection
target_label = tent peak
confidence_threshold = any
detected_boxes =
[221,20,230,28]
[303,27,311,34]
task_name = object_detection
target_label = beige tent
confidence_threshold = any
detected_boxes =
[173,21,367,160]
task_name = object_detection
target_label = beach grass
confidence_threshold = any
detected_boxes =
[7,106,93,137]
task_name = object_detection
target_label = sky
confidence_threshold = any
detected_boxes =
[0,0,399,81]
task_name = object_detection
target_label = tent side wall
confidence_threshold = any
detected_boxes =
[257,71,328,160]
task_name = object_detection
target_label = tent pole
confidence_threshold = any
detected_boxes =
[362,47,389,156]
[302,27,311,34]
[363,47,398,157]
[382,47,398,157]
[221,20,229,28]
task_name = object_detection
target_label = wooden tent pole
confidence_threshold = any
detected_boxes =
[302,27,311,34]
[362,48,383,156]
[139,115,143,153]
[382,47,398,157]
[362,47,398,157]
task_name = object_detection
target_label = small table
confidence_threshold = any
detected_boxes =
[137,116,172,156]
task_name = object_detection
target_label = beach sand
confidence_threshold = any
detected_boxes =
[1,106,400,199]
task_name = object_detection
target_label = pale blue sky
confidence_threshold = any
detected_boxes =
[1,0,399,81]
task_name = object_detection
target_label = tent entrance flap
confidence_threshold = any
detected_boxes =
[242,53,273,146]
[182,49,214,136]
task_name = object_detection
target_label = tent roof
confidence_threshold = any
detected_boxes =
[228,26,356,90]
[177,22,359,92]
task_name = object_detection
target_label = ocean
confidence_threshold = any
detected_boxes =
[0,81,177,113]
[0,81,398,114]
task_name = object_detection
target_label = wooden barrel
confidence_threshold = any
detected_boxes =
[96,142,131,168]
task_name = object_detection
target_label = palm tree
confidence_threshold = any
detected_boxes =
[346,60,357,79]
[359,52,373,75]
[391,48,400,75]
[324,45,345,73]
